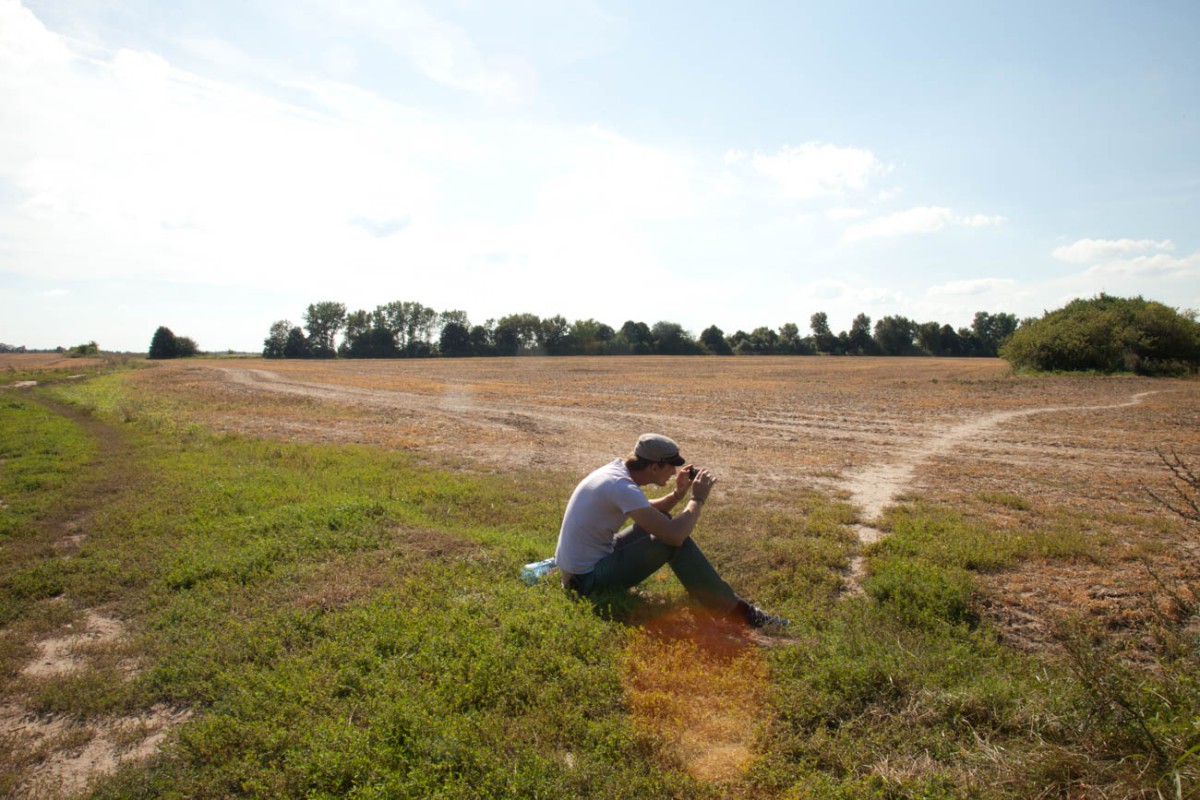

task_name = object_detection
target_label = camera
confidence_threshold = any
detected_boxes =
[687,466,699,480]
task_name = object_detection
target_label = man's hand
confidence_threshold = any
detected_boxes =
[687,466,715,503]
[673,466,694,495]
[634,466,716,547]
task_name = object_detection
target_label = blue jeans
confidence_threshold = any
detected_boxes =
[568,522,740,614]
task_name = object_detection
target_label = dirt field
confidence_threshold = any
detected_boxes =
[131,356,1194,509]
[124,355,1200,649]
[0,353,109,375]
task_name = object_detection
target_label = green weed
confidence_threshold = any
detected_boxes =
[976,491,1031,511]
[0,395,95,541]
[873,503,1023,573]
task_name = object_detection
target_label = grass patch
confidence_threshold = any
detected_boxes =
[876,501,1108,570]
[760,602,1050,796]
[104,567,687,800]
[0,394,96,542]
[1,374,1197,798]
[701,490,859,619]
[873,502,1024,573]
[977,491,1031,511]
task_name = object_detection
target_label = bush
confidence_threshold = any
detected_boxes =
[149,327,199,359]
[68,341,100,357]
[1000,294,1200,374]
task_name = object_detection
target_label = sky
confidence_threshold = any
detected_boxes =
[2,0,1198,353]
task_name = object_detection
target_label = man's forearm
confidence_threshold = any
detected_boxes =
[650,487,686,513]
[663,499,703,545]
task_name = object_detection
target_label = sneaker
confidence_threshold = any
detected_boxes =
[734,599,790,628]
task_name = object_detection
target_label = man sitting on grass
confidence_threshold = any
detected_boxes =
[555,433,788,628]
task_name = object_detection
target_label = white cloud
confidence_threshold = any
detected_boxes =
[826,206,866,220]
[1052,237,1174,263]
[927,278,1017,297]
[0,2,706,339]
[1083,251,1200,279]
[300,0,522,102]
[0,33,448,286]
[959,213,1007,227]
[843,206,954,241]
[350,215,411,237]
[858,286,910,306]
[535,125,696,221]
[1046,240,1198,305]
[843,206,1006,242]
[0,2,71,68]
[807,279,848,300]
[747,142,885,199]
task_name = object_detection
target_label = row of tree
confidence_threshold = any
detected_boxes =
[1,343,107,356]
[262,301,1022,361]
[141,294,1195,373]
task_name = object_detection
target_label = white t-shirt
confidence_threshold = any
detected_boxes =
[554,459,652,575]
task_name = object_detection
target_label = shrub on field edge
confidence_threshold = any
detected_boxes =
[1000,294,1200,375]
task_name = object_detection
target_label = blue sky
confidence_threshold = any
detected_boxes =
[2,0,1197,353]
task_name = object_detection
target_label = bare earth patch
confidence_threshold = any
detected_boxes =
[136,356,1196,512]
[2,701,191,800]
[19,611,126,680]
[0,352,108,379]
[2,609,191,800]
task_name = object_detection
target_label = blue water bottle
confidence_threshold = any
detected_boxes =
[521,557,556,585]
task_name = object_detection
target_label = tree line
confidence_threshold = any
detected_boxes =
[261,301,1021,360]
[139,294,1199,373]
